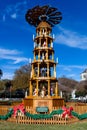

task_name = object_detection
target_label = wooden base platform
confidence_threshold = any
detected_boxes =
[23,96,64,113]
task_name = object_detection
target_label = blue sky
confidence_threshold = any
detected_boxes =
[0,0,87,81]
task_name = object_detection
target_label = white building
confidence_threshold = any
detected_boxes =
[80,69,87,81]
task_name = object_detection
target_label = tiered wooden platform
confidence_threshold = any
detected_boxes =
[23,96,64,113]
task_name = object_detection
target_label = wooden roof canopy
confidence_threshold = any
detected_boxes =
[25,5,62,27]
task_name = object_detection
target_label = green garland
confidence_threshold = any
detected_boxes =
[25,109,63,119]
[71,111,87,120]
[0,107,87,120]
[0,108,13,120]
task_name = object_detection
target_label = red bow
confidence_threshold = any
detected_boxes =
[62,106,73,118]
[13,103,25,118]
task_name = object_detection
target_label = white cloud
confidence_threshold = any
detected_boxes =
[1,0,28,21]
[0,48,28,64]
[0,47,29,79]
[2,65,19,70]
[2,15,6,22]
[58,64,87,70]
[11,13,17,19]
[0,48,20,55]
[66,73,76,78]
[13,57,28,64]
[2,72,14,80]
[57,64,87,81]
[55,26,87,49]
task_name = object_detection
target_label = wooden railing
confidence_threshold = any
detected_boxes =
[73,105,87,114]
[16,112,78,125]
[0,104,87,124]
[0,105,11,115]
[16,114,67,125]
[0,105,16,123]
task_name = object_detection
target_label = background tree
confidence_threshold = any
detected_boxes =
[0,80,5,90]
[0,79,13,98]
[5,80,12,90]
[0,69,3,79]
[58,77,78,101]
[75,80,87,97]
[13,64,31,91]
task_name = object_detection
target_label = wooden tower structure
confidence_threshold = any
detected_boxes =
[23,5,64,113]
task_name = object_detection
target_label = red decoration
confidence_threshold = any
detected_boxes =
[62,106,73,118]
[13,103,25,118]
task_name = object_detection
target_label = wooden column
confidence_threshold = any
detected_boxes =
[34,52,35,60]
[39,38,41,47]
[38,50,40,60]
[29,80,32,96]
[38,63,40,77]
[46,50,48,60]
[39,29,41,36]
[32,64,34,78]
[48,80,50,96]
[46,38,47,47]
[47,63,49,77]
[36,80,38,96]
[55,82,58,97]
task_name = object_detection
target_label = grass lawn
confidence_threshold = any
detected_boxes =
[0,121,87,130]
